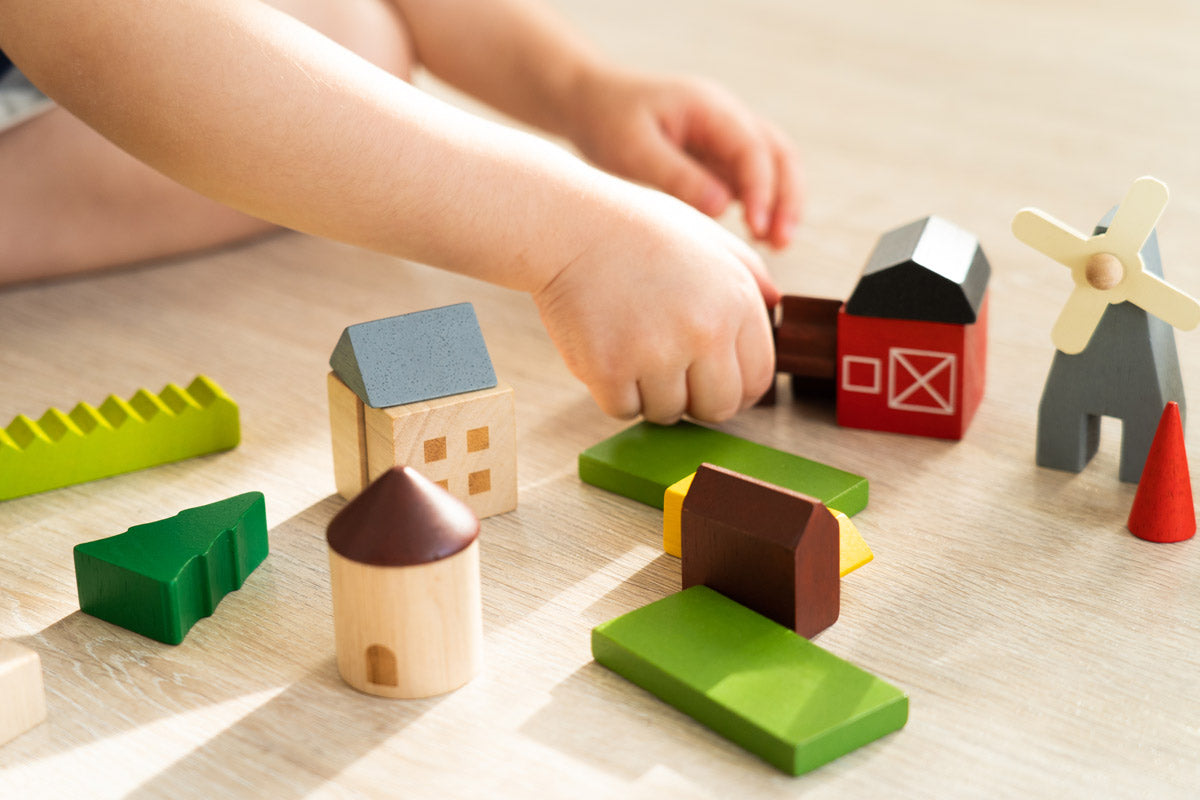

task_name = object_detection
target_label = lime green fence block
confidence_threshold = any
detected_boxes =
[74,492,269,645]
[578,420,868,515]
[592,586,908,775]
[0,376,240,501]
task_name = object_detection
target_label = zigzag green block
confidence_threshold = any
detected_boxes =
[74,492,269,644]
[0,376,240,501]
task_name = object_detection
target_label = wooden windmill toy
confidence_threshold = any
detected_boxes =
[1012,177,1200,482]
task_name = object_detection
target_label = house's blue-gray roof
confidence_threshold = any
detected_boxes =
[330,303,497,408]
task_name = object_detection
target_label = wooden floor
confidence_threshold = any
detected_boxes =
[3,0,1200,796]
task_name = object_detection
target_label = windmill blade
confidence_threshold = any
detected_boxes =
[1104,176,1169,257]
[1051,285,1111,354]
[1011,209,1090,268]
[1124,271,1200,332]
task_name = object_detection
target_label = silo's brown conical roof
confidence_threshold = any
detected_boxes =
[326,467,480,566]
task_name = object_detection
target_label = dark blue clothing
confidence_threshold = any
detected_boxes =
[0,51,10,75]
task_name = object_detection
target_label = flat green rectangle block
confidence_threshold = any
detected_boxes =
[592,586,908,775]
[578,421,868,514]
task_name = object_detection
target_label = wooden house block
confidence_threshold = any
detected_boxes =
[327,467,482,699]
[0,376,239,502]
[837,216,990,440]
[579,420,868,515]
[0,641,46,746]
[664,471,874,577]
[329,373,516,519]
[328,304,517,519]
[681,463,840,638]
[591,586,908,776]
[73,492,268,644]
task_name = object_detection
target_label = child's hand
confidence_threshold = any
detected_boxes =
[566,67,803,249]
[532,182,779,424]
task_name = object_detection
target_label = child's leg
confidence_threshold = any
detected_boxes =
[0,0,415,286]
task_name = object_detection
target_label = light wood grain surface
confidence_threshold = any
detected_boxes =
[3,0,1200,796]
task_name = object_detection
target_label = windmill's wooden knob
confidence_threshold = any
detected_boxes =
[1085,253,1124,290]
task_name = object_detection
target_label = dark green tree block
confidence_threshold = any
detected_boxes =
[592,586,908,775]
[73,492,269,645]
[578,420,868,514]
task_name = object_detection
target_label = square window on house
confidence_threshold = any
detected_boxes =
[467,426,490,453]
[424,436,447,462]
[468,469,491,495]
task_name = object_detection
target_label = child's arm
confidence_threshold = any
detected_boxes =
[0,0,776,422]
[392,0,803,248]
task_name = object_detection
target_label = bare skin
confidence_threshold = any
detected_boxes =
[0,0,804,424]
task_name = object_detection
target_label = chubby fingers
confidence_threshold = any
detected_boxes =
[735,305,776,410]
[715,224,780,308]
[632,116,733,218]
[684,92,803,248]
[761,121,804,249]
[684,297,775,423]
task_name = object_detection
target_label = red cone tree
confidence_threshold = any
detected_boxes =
[1128,401,1195,543]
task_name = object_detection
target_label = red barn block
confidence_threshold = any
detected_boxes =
[837,216,991,440]
[681,463,839,638]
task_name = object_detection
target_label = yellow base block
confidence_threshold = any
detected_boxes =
[833,511,874,576]
[662,473,695,557]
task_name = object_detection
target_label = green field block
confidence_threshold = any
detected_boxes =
[578,421,868,514]
[592,586,907,775]
[74,492,269,645]
[0,375,240,502]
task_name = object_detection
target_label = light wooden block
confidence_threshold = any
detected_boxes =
[329,541,482,698]
[328,372,516,519]
[0,641,47,746]
[328,371,369,498]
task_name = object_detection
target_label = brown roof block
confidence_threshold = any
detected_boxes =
[326,466,479,566]
[681,463,839,638]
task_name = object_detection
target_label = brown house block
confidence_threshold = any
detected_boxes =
[681,463,839,638]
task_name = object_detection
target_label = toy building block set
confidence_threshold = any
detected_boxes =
[4,178,1196,783]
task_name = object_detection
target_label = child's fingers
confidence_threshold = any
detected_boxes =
[733,141,776,242]
[686,346,744,423]
[763,123,804,249]
[589,377,643,420]
[685,98,776,240]
[634,121,732,217]
[717,228,780,307]
[638,370,689,425]
[736,311,776,410]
